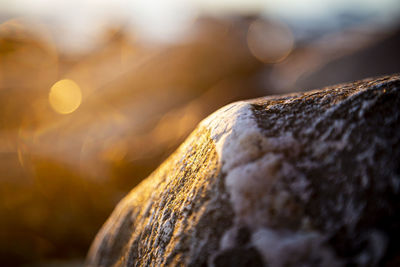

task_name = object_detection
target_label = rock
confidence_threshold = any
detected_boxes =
[87,75,400,267]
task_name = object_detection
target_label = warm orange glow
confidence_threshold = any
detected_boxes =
[49,79,82,114]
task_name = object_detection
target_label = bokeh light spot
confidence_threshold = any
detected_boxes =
[247,19,294,64]
[49,79,82,114]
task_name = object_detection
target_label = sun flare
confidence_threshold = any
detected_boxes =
[49,79,82,114]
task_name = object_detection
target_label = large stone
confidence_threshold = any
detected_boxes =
[87,75,400,266]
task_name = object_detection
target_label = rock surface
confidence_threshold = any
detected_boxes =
[87,75,400,267]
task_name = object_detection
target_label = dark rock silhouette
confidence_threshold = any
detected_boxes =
[87,75,400,266]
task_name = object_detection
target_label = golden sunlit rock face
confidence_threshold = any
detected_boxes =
[49,79,82,114]
[88,127,231,266]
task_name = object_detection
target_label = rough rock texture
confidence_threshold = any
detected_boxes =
[87,75,400,267]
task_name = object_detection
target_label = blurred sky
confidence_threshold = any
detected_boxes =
[1,0,400,51]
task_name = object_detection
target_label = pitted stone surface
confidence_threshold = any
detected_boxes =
[87,75,400,267]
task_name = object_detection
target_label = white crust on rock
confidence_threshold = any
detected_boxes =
[200,100,341,266]
[200,101,262,172]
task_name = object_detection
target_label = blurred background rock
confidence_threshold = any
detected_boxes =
[0,0,399,266]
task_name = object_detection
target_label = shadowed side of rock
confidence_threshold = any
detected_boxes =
[247,75,400,266]
[87,74,400,266]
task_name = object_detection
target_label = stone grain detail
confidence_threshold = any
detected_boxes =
[87,75,400,267]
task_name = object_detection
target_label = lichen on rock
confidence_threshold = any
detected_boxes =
[87,75,400,266]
